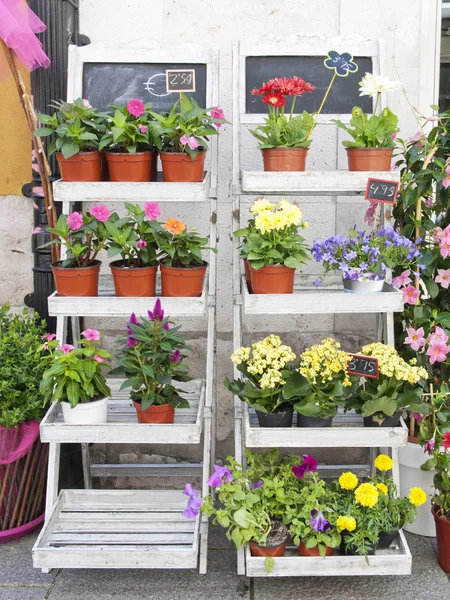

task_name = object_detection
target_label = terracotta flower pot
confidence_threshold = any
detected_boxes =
[106,151,155,182]
[249,542,286,557]
[56,151,102,182]
[243,259,252,293]
[249,263,295,294]
[434,508,450,573]
[346,148,393,171]
[298,542,334,557]
[52,260,101,297]
[261,148,308,172]
[132,401,175,424]
[110,261,157,297]
[160,151,205,182]
[160,263,207,297]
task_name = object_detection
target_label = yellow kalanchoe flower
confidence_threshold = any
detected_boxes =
[361,342,428,384]
[409,487,427,507]
[374,454,394,472]
[376,483,388,495]
[354,483,379,508]
[339,472,358,490]
[336,516,357,531]
[231,346,251,365]
[299,338,351,387]
[250,198,275,214]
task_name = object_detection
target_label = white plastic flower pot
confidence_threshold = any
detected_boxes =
[61,397,108,424]
[343,277,384,293]
[399,441,436,537]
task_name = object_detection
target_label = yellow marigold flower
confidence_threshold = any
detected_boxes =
[409,487,427,507]
[376,483,388,495]
[354,483,379,508]
[250,198,275,214]
[336,516,357,532]
[374,454,394,472]
[339,472,358,490]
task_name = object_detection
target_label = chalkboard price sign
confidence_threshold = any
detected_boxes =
[166,69,196,93]
[348,354,379,379]
[364,178,399,205]
[324,51,358,77]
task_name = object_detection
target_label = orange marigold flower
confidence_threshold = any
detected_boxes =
[164,218,186,235]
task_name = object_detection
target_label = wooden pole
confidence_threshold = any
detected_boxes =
[1,41,59,263]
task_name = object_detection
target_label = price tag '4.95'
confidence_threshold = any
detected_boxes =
[166,69,196,93]
[347,354,379,379]
[364,178,399,205]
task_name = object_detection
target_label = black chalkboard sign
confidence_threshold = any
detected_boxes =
[82,62,207,113]
[365,178,399,204]
[245,56,373,114]
[166,69,196,93]
[348,354,379,379]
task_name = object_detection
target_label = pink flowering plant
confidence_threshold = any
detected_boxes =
[35,98,108,158]
[99,98,162,153]
[43,205,111,268]
[153,94,226,159]
[111,300,191,410]
[105,202,163,268]
[40,329,112,408]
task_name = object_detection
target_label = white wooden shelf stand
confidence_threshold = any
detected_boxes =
[231,35,411,577]
[33,42,219,575]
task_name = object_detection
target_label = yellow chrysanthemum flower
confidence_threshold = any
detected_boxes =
[376,483,388,495]
[409,487,427,507]
[250,198,275,214]
[354,483,379,508]
[339,472,358,490]
[336,516,357,531]
[374,454,394,472]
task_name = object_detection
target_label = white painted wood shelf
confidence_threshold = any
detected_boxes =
[241,276,404,315]
[244,531,411,577]
[245,408,408,448]
[48,275,207,318]
[52,171,212,204]
[40,379,205,445]
[33,489,200,570]
[240,170,400,195]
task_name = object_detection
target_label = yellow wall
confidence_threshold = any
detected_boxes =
[0,65,31,195]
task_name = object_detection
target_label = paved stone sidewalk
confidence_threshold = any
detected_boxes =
[0,527,449,600]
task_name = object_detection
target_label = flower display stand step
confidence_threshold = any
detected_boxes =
[244,531,411,577]
[33,489,200,570]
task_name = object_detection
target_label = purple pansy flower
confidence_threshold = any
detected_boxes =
[249,480,263,489]
[310,509,331,532]
[292,455,318,479]
[182,483,203,519]
[207,464,234,488]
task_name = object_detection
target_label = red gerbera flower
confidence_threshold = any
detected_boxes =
[443,431,450,450]
[251,81,276,95]
[262,92,286,108]
[270,76,315,96]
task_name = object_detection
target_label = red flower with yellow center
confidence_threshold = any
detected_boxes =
[164,218,186,235]
[262,92,285,108]
[270,76,316,96]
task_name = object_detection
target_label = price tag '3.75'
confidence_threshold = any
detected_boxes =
[347,354,379,379]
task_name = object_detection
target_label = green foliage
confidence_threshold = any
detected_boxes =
[0,304,52,428]
[283,370,346,418]
[99,102,160,153]
[241,226,309,271]
[249,111,314,149]
[152,94,224,158]
[156,225,215,268]
[40,335,112,408]
[35,98,108,158]
[334,106,398,149]
[111,304,191,410]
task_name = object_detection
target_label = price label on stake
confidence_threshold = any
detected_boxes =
[165,69,196,93]
[364,178,399,205]
[348,354,379,379]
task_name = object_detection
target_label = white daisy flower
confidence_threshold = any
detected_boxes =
[358,73,402,97]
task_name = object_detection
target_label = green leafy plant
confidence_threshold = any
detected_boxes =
[112,300,191,410]
[334,106,398,148]
[0,304,53,428]
[99,98,161,153]
[153,94,225,158]
[225,335,296,414]
[234,198,309,270]
[283,338,352,418]
[35,98,108,158]
[106,202,163,268]
[156,218,215,268]
[40,329,112,408]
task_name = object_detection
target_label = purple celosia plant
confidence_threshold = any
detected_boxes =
[311,226,421,282]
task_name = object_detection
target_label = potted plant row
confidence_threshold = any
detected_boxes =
[43,202,214,298]
[226,337,427,429]
[35,95,226,182]
[182,449,426,572]
[250,73,400,172]
[40,300,191,425]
